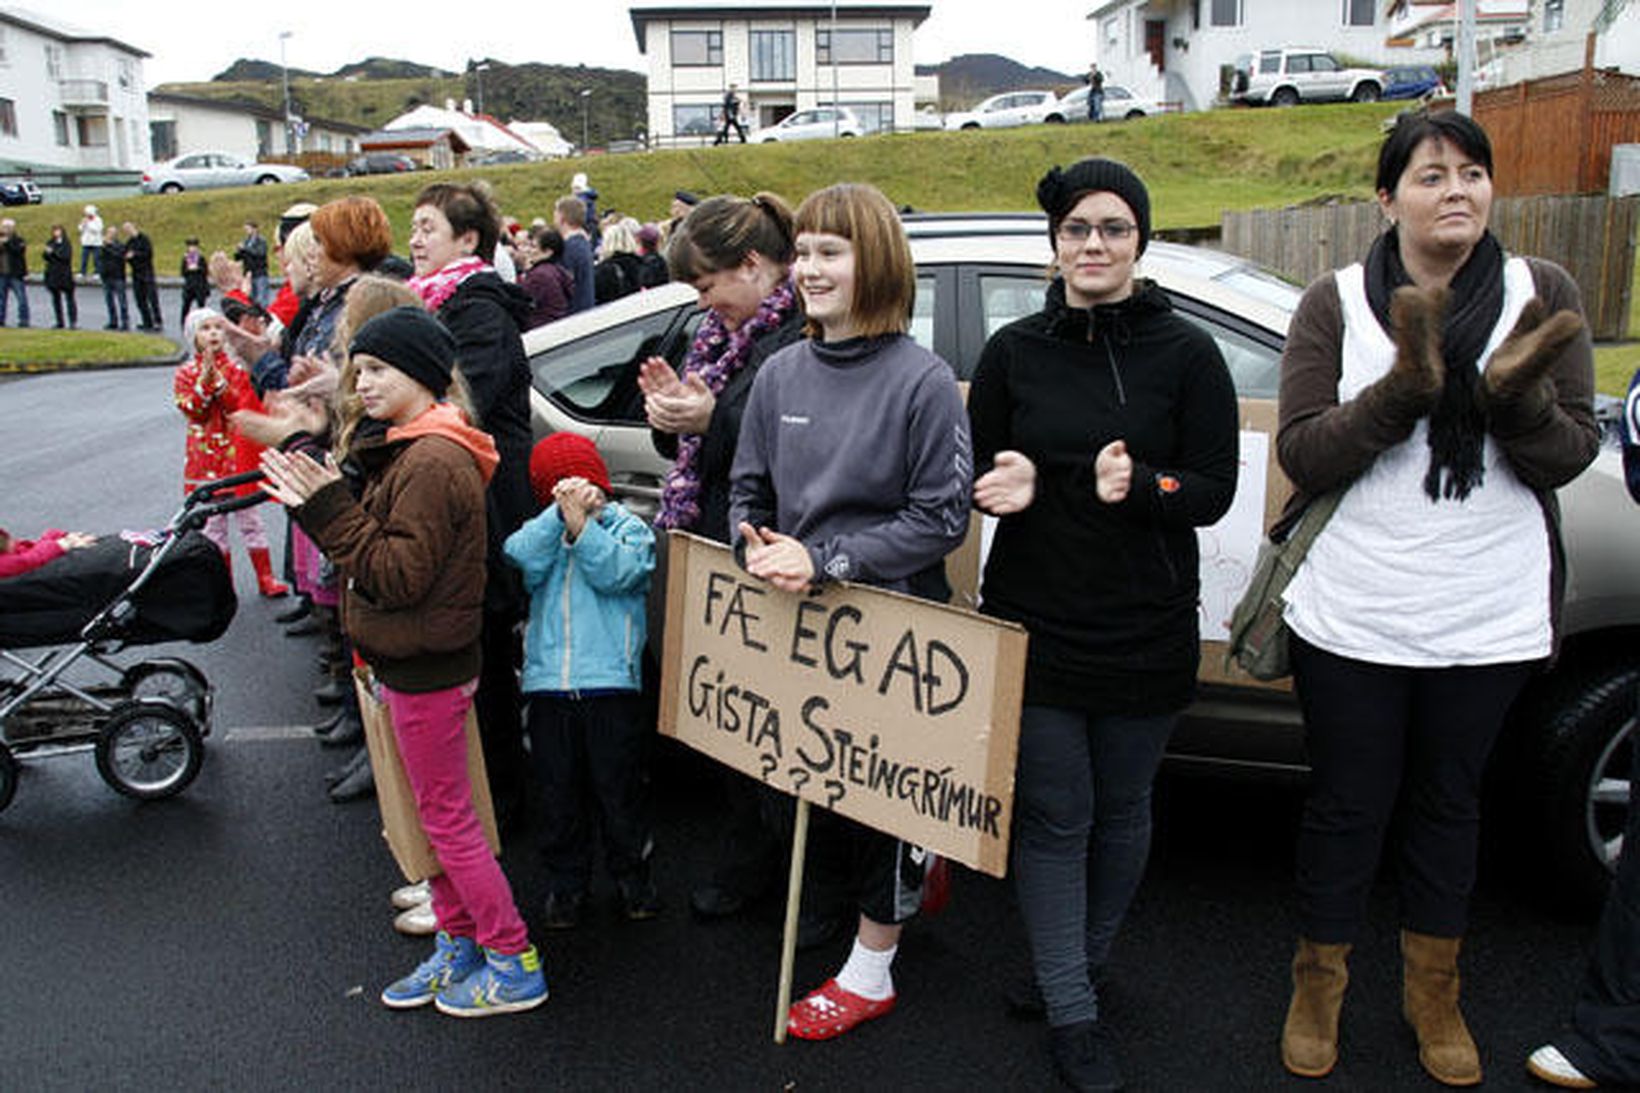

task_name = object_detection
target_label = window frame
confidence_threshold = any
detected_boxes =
[1343,0,1375,28]
[1210,0,1242,27]
[816,27,894,65]
[671,28,724,67]
[672,102,720,138]
[0,98,17,138]
[750,28,796,82]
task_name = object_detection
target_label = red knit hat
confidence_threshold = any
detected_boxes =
[529,432,613,506]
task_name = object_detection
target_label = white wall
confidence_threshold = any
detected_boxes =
[148,103,260,162]
[0,19,150,172]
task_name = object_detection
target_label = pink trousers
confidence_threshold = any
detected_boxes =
[380,679,529,954]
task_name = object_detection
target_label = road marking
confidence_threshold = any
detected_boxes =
[219,725,316,743]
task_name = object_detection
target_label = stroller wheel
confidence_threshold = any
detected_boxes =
[121,659,210,726]
[0,744,15,813]
[95,701,204,801]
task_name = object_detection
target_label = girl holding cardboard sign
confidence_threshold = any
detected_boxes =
[729,182,972,1041]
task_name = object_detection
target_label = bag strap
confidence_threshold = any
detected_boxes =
[1284,490,1344,556]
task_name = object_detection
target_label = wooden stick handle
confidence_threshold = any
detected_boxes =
[774,796,812,1044]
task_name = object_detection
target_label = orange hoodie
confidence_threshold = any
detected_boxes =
[387,402,499,485]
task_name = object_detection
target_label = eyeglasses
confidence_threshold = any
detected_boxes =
[1057,219,1137,244]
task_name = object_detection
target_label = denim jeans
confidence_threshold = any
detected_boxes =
[250,272,270,308]
[1012,704,1177,1027]
[102,279,128,329]
[0,274,29,326]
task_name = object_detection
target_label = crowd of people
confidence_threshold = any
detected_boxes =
[4,109,1636,1090]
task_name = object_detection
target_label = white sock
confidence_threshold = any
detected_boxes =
[833,938,897,1001]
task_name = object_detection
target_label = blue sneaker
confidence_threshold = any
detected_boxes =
[381,931,483,1009]
[434,944,548,1017]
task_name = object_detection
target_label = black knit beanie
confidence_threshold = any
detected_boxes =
[348,306,456,397]
[1036,157,1152,255]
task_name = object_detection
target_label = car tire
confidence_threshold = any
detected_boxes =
[1271,87,1300,107]
[256,175,279,185]
[961,122,980,130]
[1352,82,1381,103]
[160,182,182,194]
[1045,114,1066,124]
[1126,110,1145,120]
[1520,664,1638,909]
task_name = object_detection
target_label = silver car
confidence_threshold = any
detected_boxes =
[140,151,309,194]
[748,106,865,143]
[524,214,1640,907]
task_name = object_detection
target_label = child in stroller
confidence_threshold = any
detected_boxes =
[0,528,97,579]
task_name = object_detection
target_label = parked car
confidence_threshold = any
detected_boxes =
[747,106,865,143]
[522,213,1640,908]
[0,178,42,206]
[140,152,309,194]
[346,152,419,176]
[1231,47,1385,106]
[1053,83,1169,122]
[467,149,534,167]
[1382,64,1446,101]
[944,90,1062,130]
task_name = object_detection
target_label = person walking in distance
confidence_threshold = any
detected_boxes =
[714,83,748,145]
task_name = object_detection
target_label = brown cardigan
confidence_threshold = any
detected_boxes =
[296,434,487,692]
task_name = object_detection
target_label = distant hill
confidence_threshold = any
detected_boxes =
[160,57,646,148]
[917,53,1081,109]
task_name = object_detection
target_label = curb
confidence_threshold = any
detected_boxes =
[0,342,187,375]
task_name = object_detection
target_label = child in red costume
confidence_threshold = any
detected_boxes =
[0,528,95,579]
[174,307,288,597]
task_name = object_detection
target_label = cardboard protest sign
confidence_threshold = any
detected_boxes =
[658,532,1027,878]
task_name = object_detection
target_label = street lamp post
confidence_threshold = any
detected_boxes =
[474,62,490,116]
[580,87,592,153]
[279,31,294,156]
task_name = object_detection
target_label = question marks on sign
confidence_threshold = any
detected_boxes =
[788,768,811,792]
[760,753,777,782]
[824,779,845,807]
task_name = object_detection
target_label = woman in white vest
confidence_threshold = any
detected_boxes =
[1274,110,1599,1087]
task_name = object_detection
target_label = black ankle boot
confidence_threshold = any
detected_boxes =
[1049,1021,1123,1092]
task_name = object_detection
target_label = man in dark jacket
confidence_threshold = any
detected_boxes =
[235,221,270,307]
[123,221,161,331]
[97,226,128,330]
[0,218,28,327]
[714,83,747,145]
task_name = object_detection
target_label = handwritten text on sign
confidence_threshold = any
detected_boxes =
[658,533,1027,878]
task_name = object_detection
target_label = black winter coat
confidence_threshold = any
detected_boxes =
[436,271,536,614]
[125,233,155,279]
[44,237,73,290]
[968,278,1240,715]
[97,240,126,282]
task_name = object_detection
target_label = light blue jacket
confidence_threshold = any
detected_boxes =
[504,500,655,694]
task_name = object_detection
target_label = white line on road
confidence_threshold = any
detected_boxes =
[219,725,317,743]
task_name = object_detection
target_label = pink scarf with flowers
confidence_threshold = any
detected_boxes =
[407,255,488,313]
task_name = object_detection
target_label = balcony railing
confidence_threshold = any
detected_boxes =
[57,79,109,108]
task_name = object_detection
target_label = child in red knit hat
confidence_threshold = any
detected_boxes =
[507,433,659,929]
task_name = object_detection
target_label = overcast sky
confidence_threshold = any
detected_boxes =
[61,1,1097,87]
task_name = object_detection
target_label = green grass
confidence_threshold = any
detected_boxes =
[1592,251,1640,397]
[0,329,179,371]
[8,103,1402,269]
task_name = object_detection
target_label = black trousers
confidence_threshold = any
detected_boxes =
[48,286,76,328]
[474,609,528,832]
[713,117,746,144]
[1558,688,1640,1083]
[131,273,160,329]
[705,767,789,900]
[526,691,653,896]
[1290,635,1533,942]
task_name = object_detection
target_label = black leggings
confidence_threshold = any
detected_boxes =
[1291,635,1534,942]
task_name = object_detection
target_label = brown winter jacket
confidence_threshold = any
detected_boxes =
[295,409,496,692]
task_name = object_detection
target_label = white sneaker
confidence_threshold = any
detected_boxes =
[1527,1044,1597,1089]
[391,880,431,910]
[393,900,437,936]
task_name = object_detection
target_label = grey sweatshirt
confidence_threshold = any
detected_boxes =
[729,333,973,592]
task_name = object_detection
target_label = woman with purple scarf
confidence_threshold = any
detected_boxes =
[637,192,805,921]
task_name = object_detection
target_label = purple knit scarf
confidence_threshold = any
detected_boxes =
[655,277,799,530]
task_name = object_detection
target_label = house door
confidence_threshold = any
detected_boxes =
[1145,20,1166,72]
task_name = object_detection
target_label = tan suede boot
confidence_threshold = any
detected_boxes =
[1281,938,1352,1078]
[1401,929,1482,1086]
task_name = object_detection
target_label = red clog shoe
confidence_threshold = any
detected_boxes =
[787,979,896,1041]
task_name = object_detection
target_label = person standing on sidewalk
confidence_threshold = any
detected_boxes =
[236,221,271,308]
[1087,64,1105,122]
[124,221,161,331]
[43,225,76,329]
[0,218,30,327]
[180,238,211,328]
[78,205,102,278]
[97,225,129,331]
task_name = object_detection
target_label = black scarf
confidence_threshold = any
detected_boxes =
[1363,227,1505,501]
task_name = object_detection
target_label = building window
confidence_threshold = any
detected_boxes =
[150,119,176,160]
[0,99,15,137]
[1103,16,1121,50]
[44,44,62,79]
[0,28,8,65]
[671,29,723,66]
[1211,0,1241,26]
[847,101,894,133]
[816,28,893,65]
[1343,0,1374,26]
[77,115,108,146]
[750,29,796,81]
[1544,0,1565,33]
[117,58,134,91]
[673,103,719,137]
[256,119,273,158]
[53,110,70,146]
[1192,0,1201,30]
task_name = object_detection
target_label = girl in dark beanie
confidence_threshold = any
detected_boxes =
[968,157,1239,1090]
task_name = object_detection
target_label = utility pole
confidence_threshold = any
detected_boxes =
[1457,0,1477,114]
[279,31,294,156]
[474,62,490,116]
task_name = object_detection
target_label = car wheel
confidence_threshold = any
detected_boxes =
[161,182,182,194]
[1352,82,1381,103]
[1045,114,1066,124]
[256,174,279,185]
[1126,110,1145,120]
[1519,664,1638,908]
[1271,87,1300,107]
[961,122,980,130]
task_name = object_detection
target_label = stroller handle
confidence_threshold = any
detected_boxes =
[184,470,265,508]
[180,490,271,531]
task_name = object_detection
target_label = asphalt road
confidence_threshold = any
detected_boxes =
[12,280,198,336]
[0,366,1602,1091]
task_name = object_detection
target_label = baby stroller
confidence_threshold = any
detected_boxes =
[0,471,259,813]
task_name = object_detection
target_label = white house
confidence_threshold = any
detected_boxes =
[507,120,574,158]
[384,102,546,159]
[1478,0,1640,83]
[1086,0,1446,113]
[629,1,933,145]
[0,6,150,173]
[147,92,368,163]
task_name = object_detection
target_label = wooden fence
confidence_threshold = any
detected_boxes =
[1221,194,1640,341]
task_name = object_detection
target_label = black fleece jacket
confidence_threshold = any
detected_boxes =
[968,278,1239,715]
[437,270,536,613]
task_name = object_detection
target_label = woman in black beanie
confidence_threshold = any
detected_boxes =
[968,157,1239,1090]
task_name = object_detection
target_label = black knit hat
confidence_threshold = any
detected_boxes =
[1036,157,1152,255]
[348,306,456,397]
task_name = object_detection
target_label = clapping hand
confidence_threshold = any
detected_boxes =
[738,522,814,593]
[1095,440,1133,504]
[974,450,1037,514]
[259,448,343,508]
[1482,298,1585,402]
[638,355,715,435]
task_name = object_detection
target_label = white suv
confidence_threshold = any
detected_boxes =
[1232,48,1384,106]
